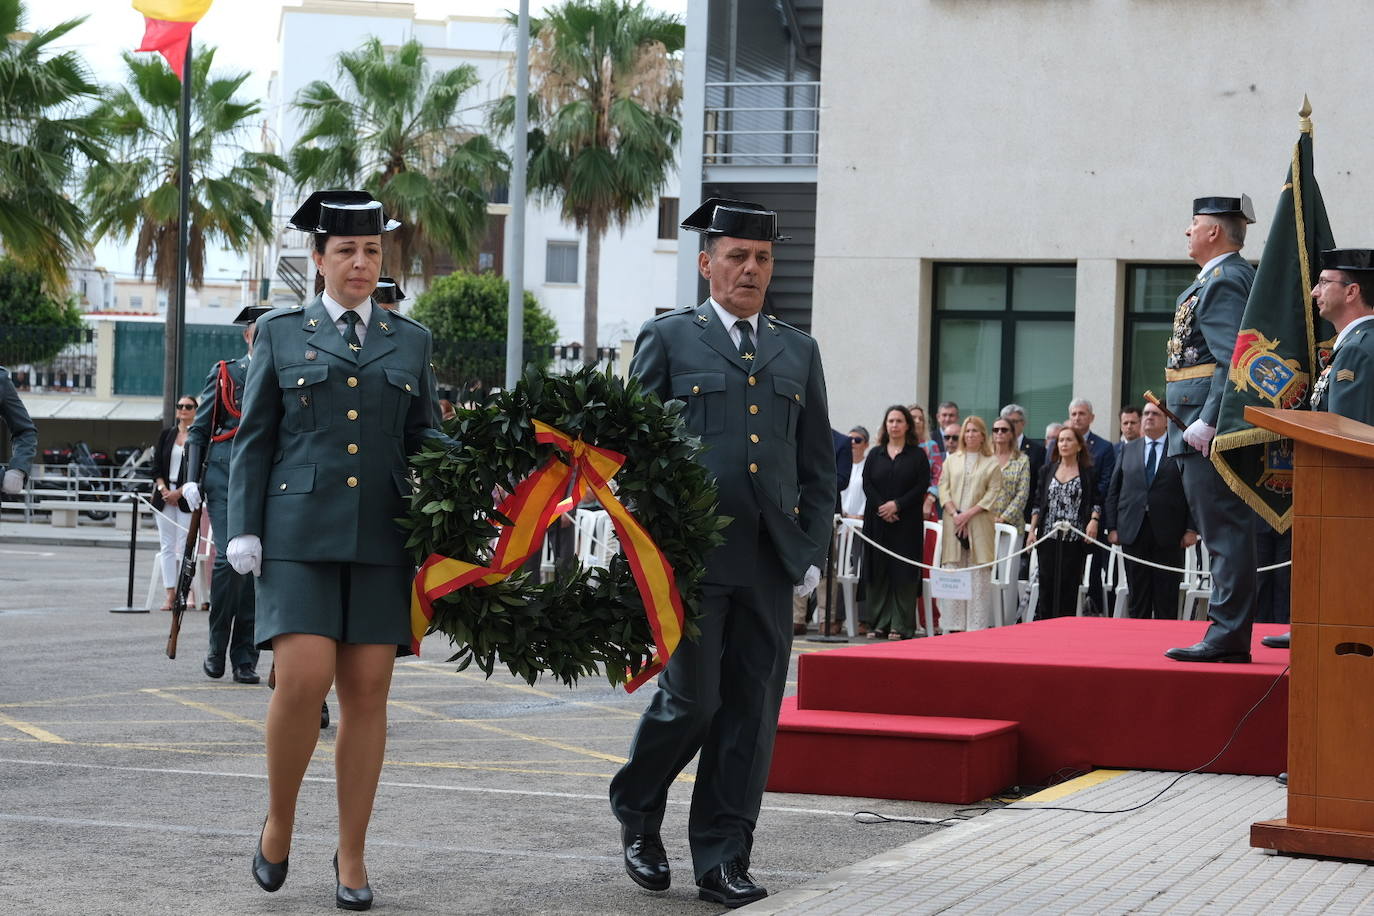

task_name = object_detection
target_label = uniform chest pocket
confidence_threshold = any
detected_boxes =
[671,371,727,436]
[772,375,804,443]
[383,367,419,437]
[278,364,330,433]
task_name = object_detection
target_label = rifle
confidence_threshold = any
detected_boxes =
[167,371,222,659]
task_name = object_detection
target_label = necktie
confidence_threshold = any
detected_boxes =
[342,310,362,353]
[1145,440,1158,484]
[735,319,755,361]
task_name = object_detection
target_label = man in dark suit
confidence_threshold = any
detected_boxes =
[1115,404,1142,465]
[609,198,834,909]
[1263,248,1374,650]
[1104,402,1197,618]
[0,366,37,495]
[1164,194,1259,663]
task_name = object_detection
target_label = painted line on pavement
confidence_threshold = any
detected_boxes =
[397,661,643,719]
[0,711,66,743]
[387,698,634,768]
[1018,768,1130,803]
[140,687,267,733]
[0,756,865,817]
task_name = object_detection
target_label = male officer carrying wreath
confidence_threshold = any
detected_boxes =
[1262,248,1374,651]
[1164,194,1259,663]
[609,198,835,908]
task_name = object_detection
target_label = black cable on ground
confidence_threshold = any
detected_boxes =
[852,664,1289,826]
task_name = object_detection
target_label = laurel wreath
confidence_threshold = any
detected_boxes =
[401,365,726,688]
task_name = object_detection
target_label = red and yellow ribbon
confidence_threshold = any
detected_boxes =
[409,419,685,692]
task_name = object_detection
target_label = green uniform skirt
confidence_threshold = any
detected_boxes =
[255,559,415,656]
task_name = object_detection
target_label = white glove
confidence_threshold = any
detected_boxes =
[227,534,262,577]
[1,468,23,494]
[181,482,202,512]
[1183,419,1216,457]
[793,564,821,598]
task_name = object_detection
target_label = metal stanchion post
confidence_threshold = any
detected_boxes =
[111,493,149,613]
[809,524,849,643]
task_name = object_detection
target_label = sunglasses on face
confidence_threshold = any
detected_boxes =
[944,435,959,442]
[177,403,196,409]
[850,436,866,444]
[992,427,1011,434]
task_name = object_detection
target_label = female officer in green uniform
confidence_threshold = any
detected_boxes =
[227,190,449,910]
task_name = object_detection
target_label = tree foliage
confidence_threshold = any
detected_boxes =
[290,37,507,283]
[0,0,105,293]
[410,271,558,391]
[492,0,683,356]
[0,257,86,364]
[82,46,285,291]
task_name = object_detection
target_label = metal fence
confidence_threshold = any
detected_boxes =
[704,79,821,167]
[0,325,98,394]
[431,341,620,401]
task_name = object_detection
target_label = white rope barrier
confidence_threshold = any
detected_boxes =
[131,491,198,536]
[839,517,1292,576]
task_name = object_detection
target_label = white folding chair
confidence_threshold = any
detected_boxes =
[990,522,1021,626]
[834,517,863,638]
[916,519,942,636]
[1024,545,1039,622]
[539,527,557,582]
[1180,539,1212,620]
[574,509,611,569]
[1109,544,1131,618]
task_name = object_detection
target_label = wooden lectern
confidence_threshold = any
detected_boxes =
[1248,406,1374,862]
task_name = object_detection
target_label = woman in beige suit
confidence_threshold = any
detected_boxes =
[938,416,1001,631]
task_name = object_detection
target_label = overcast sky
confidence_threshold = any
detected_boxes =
[30,1,687,284]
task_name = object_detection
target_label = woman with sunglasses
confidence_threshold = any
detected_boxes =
[151,395,200,611]
[989,419,1030,621]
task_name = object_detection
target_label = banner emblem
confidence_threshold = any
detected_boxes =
[1229,329,1307,408]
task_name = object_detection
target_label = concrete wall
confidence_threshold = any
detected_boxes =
[811,0,1374,438]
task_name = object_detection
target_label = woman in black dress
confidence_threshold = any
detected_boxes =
[1027,425,1101,619]
[862,405,931,638]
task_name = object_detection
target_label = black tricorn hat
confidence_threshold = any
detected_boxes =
[233,305,273,326]
[1193,194,1256,224]
[1320,249,1374,272]
[288,190,401,235]
[680,197,789,242]
[373,277,406,304]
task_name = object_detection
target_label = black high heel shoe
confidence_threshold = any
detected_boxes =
[334,851,374,911]
[252,818,289,892]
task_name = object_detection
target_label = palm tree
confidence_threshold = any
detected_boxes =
[0,0,105,293]
[82,46,284,292]
[493,0,684,359]
[289,37,507,284]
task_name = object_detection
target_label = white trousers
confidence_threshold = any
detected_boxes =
[154,503,192,589]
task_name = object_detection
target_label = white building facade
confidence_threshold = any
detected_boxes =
[266,0,680,348]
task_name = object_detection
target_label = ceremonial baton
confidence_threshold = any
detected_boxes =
[1142,390,1189,432]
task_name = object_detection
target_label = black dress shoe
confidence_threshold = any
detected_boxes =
[1277,772,1289,786]
[334,851,374,911]
[252,820,288,892]
[1261,632,1291,649]
[321,701,331,729]
[622,827,670,891]
[697,860,767,908]
[233,664,261,684]
[1164,642,1251,664]
[203,656,225,679]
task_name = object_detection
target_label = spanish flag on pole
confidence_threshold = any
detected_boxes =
[132,0,212,79]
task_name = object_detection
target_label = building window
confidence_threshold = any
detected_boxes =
[657,197,679,240]
[129,295,143,310]
[546,241,579,284]
[930,264,1076,435]
[1122,265,1197,413]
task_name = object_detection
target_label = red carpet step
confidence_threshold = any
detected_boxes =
[768,618,1289,802]
[770,697,1017,804]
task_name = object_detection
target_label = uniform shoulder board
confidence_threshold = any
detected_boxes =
[259,306,300,324]
[388,310,427,330]
[1212,266,1222,278]
[649,305,696,323]
[765,314,812,337]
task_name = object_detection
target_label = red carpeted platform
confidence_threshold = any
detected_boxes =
[768,618,1290,801]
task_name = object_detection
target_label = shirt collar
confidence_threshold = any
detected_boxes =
[1144,433,1166,447]
[322,291,372,330]
[1197,251,1235,280]
[1333,313,1374,351]
[708,297,758,336]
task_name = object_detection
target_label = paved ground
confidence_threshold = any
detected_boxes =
[0,535,953,915]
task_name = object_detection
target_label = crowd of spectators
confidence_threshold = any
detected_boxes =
[806,397,1292,639]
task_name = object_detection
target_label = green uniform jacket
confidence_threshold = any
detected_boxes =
[1317,321,1374,425]
[0,366,37,477]
[186,355,248,486]
[227,298,446,566]
[630,302,835,586]
[1165,252,1256,455]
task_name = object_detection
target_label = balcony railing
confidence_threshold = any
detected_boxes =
[704,79,821,167]
[0,325,98,395]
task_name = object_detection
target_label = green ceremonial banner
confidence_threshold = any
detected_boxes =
[1211,102,1336,533]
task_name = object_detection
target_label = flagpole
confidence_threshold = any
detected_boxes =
[504,0,529,390]
[166,40,192,422]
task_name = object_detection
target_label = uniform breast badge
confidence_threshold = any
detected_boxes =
[305,350,317,360]
[308,318,319,327]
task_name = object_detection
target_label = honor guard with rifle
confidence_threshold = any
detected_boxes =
[0,366,37,495]
[184,306,268,684]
